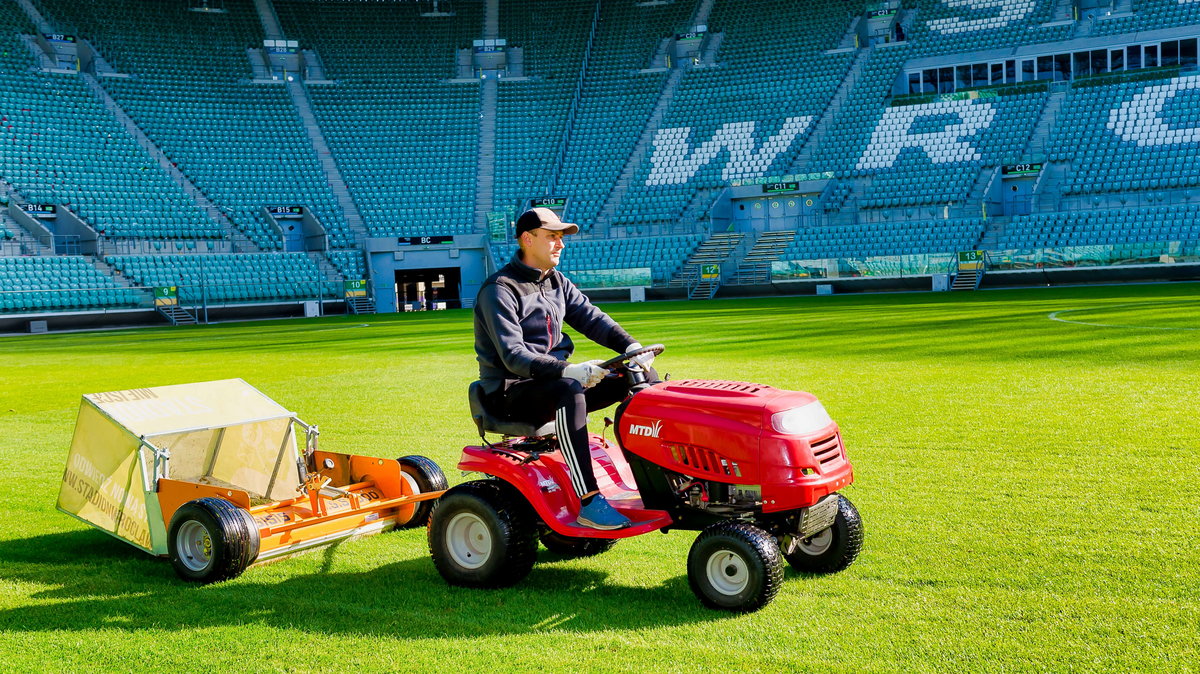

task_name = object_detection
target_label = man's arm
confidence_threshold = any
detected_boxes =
[560,276,636,353]
[477,282,567,379]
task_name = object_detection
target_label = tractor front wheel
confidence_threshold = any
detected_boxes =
[167,497,260,584]
[784,494,864,574]
[687,521,783,612]
[427,480,537,588]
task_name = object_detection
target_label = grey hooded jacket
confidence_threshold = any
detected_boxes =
[474,253,635,394]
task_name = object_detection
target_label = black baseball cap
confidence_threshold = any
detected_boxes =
[515,207,579,237]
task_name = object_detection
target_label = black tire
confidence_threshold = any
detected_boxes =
[427,480,538,588]
[687,521,783,613]
[539,530,618,558]
[783,494,864,574]
[167,497,260,584]
[396,455,449,528]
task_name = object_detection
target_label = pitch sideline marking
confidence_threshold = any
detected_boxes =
[1048,301,1200,331]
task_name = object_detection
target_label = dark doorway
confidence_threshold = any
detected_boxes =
[394,267,462,311]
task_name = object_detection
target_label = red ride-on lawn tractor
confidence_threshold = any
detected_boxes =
[427,345,864,612]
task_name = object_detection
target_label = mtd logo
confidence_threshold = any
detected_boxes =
[628,419,663,438]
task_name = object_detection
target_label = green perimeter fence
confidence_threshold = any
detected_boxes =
[771,240,1200,280]
[0,279,344,316]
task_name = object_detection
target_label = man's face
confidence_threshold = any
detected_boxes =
[521,228,566,271]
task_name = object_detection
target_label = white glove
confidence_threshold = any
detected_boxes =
[626,342,655,371]
[562,361,606,388]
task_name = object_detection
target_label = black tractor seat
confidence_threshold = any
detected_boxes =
[468,381,555,439]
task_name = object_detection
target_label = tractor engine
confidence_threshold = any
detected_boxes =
[615,379,854,516]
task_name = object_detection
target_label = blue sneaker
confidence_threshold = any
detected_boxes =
[576,495,632,530]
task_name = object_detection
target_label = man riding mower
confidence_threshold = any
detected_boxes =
[428,344,865,612]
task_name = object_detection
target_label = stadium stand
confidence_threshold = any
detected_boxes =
[0,2,217,245]
[276,0,482,238]
[4,0,1200,325]
[1092,0,1200,36]
[107,252,339,304]
[856,85,1047,208]
[36,0,356,249]
[552,0,698,230]
[492,0,593,213]
[781,217,985,260]
[996,204,1200,249]
[0,256,143,313]
[326,249,366,282]
[813,45,913,177]
[613,0,855,229]
[905,0,1072,53]
[1052,70,1200,194]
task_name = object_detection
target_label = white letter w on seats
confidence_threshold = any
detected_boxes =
[646,116,813,186]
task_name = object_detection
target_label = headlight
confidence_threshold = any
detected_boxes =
[770,402,833,435]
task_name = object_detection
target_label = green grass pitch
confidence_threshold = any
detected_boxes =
[1,283,1197,672]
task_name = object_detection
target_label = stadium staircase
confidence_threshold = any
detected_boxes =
[157,304,198,326]
[306,251,344,283]
[14,0,50,33]
[594,67,684,236]
[950,252,987,291]
[483,0,500,36]
[974,217,1007,250]
[476,76,498,232]
[1034,161,1070,212]
[727,230,796,285]
[950,268,984,291]
[1023,88,1068,160]
[253,0,286,40]
[286,79,368,242]
[1049,0,1075,23]
[346,296,375,315]
[77,73,259,253]
[1,218,51,257]
[546,2,600,197]
[967,168,999,214]
[789,47,870,174]
[668,232,743,299]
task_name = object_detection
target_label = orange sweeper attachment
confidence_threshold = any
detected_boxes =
[58,379,447,583]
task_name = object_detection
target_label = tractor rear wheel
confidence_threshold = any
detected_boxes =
[396,455,448,528]
[687,521,783,612]
[783,494,863,574]
[428,480,537,588]
[539,530,617,558]
[168,497,260,584]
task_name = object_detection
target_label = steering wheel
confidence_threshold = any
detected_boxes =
[597,343,665,371]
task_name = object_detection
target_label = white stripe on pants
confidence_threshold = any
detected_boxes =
[556,406,589,497]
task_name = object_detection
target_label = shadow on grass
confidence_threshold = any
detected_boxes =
[0,529,726,636]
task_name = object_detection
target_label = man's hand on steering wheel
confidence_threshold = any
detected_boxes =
[596,343,665,373]
[625,342,655,371]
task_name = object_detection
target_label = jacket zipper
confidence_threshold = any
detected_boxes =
[546,314,553,346]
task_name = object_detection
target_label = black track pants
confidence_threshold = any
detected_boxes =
[503,369,656,497]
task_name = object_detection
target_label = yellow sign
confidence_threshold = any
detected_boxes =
[957,250,986,271]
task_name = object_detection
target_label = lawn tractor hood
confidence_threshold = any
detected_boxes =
[617,379,853,512]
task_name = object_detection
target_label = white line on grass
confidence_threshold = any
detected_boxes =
[1048,301,1200,331]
